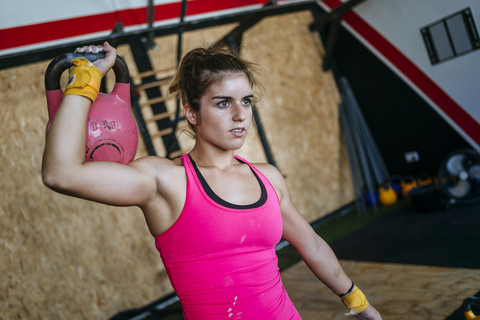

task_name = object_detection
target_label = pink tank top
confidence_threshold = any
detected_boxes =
[155,154,301,319]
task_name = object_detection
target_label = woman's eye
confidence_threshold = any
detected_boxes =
[242,99,252,106]
[218,100,229,108]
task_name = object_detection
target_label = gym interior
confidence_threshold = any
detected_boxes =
[1,0,479,319]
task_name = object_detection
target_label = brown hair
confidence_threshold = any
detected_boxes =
[168,43,258,114]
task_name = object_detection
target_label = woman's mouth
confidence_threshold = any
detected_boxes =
[230,128,246,136]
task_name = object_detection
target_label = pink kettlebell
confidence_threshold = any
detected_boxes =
[44,52,138,164]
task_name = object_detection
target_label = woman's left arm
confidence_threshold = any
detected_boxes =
[260,164,382,320]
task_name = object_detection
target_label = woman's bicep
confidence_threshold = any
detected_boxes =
[281,194,321,254]
[43,158,157,207]
[260,164,320,252]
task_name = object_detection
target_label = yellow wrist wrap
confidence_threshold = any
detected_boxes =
[64,57,102,102]
[341,285,369,316]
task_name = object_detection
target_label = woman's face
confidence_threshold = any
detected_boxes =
[191,72,254,151]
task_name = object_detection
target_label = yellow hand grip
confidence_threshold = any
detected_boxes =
[64,57,102,102]
[341,285,369,315]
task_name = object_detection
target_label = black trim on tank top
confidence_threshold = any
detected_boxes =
[188,154,267,209]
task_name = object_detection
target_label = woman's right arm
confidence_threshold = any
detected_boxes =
[41,43,158,208]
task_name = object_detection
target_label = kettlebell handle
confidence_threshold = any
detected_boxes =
[45,52,129,91]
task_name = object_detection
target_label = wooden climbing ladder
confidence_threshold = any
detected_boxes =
[128,36,185,159]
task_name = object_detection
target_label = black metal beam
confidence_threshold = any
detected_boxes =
[322,15,342,71]
[252,105,279,168]
[215,0,277,53]
[308,0,367,31]
[169,0,189,158]
[146,0,156,49]
[0,0,319,70]
[308,0,367,70]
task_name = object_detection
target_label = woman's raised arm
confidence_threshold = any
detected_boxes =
[41,43,157,208]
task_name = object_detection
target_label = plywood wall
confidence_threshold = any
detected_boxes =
[0,11,353,319]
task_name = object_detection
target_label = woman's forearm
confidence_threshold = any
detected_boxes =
[301,235,353,295]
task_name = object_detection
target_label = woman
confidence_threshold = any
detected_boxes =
[42,42,382,319]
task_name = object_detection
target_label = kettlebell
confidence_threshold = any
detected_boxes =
[378,183,398,206]
[45,52,138,164]
[401,175,418,198]
[364,188,379,207]
[389,175,403,198]
[417,172,433,186]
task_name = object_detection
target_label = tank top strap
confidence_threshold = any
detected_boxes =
[233,154,256,169]
[180,153,202,193]
[179,153,194,177]
[233,155,278,197]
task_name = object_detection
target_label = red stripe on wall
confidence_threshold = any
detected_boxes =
[0,0,267,51]
[323,0,480,146]
[0,3,179,51]
[186,0,266,15]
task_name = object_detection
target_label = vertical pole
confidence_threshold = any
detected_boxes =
[169,0,189,158]
[339,100,366,215]
[146,0,156,49]
[252,106,279,169]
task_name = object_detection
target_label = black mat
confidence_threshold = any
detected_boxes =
[330,200,480,269]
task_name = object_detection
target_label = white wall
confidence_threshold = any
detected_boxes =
[356,0,480,123]
[320,0,480,150]
[1,0,178,29]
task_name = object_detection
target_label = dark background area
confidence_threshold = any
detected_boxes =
[330,26,471,177]
[330,200,480,270]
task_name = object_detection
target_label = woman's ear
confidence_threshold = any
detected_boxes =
[184,104,198,126]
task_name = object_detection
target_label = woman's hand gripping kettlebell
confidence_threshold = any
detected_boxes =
[74,41,117,77]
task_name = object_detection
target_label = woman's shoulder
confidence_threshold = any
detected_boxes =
[130,155,187,194]
[249,162,288,203]
[250,161,277,173]
[131,155,184,168]
[129,156,185,181]
[250,162,285,186]
[244,158,277,173]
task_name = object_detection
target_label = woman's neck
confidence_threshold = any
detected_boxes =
[188,145,237,170]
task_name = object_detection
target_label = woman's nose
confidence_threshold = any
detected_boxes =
[232,103,248,122]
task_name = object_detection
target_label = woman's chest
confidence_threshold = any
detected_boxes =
[199,165,262,206]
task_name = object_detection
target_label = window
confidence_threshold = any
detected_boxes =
[421,8,480,65]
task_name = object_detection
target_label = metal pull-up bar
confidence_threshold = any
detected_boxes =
[309,0,367,70]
